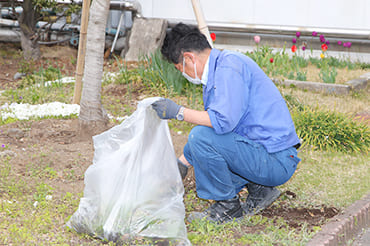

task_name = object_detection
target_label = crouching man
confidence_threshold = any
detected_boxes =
[152,23,301,223]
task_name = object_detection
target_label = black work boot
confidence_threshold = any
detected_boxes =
[188,195,244,224]
[242,183,281,216]
[177,159,188,180]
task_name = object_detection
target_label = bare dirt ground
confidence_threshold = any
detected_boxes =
[0,43,340,240]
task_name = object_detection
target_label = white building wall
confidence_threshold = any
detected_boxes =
[136,0,370,31]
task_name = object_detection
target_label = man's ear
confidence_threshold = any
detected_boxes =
[183,52,195,63]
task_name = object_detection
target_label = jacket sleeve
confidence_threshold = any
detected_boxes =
[207,59,251,134]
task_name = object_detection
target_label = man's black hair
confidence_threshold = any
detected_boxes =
[161,23,211,64]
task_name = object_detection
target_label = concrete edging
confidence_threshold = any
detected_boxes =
[306,193,370,246]
[272,72,369,95]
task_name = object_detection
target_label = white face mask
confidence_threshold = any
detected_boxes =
[182,57,202,85]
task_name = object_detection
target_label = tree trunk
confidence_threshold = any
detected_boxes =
[78,0,110,137]
[19,0,41,60]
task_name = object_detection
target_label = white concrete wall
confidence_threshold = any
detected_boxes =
[136,0,370,31]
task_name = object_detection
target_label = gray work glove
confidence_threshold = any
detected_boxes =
[151,98,181,119]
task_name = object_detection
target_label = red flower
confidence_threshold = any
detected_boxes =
[291,45,297,52]
[210,32,216,42]
[321,43,328,52]
[270,58,274,63]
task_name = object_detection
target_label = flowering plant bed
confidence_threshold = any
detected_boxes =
[247,31,370,84]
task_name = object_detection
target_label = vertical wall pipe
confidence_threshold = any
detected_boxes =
[190,0,213,48]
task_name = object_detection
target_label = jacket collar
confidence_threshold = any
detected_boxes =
[204,49,221,94]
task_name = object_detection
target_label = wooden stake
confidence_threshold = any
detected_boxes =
[191,0,213,48]
[72,0,91,104]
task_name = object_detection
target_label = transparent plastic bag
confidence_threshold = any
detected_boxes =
[67,97,190,245]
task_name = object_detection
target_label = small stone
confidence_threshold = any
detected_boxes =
[13,72,26,80]
[0,150,17,158]
[7,128,25,139]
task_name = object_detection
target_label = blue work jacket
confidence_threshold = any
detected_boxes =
[204,49,300,153]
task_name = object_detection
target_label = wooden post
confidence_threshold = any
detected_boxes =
[190,0,213,48]
[72,0,91,104]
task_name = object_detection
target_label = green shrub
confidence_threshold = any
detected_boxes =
[292,106,369,153]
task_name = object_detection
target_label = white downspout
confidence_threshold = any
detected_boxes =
[190,0,213,48]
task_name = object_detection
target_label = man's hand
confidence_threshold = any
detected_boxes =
[151,98,181,119]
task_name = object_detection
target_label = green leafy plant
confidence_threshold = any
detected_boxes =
[20,65,63,88]
[33,182,54,203]
[247,45,274,68]
[357,62,370,69]
[114,61,138,102]
[319,65,337,83]
[295,71,307,81]
[288,70,307,81]
[292,55,309,68]
[18,59,37,74]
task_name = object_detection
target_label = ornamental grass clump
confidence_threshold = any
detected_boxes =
[136,50,202,106]
[20,65,63,88]
[138,49,188,95]
[292,106,369,153]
